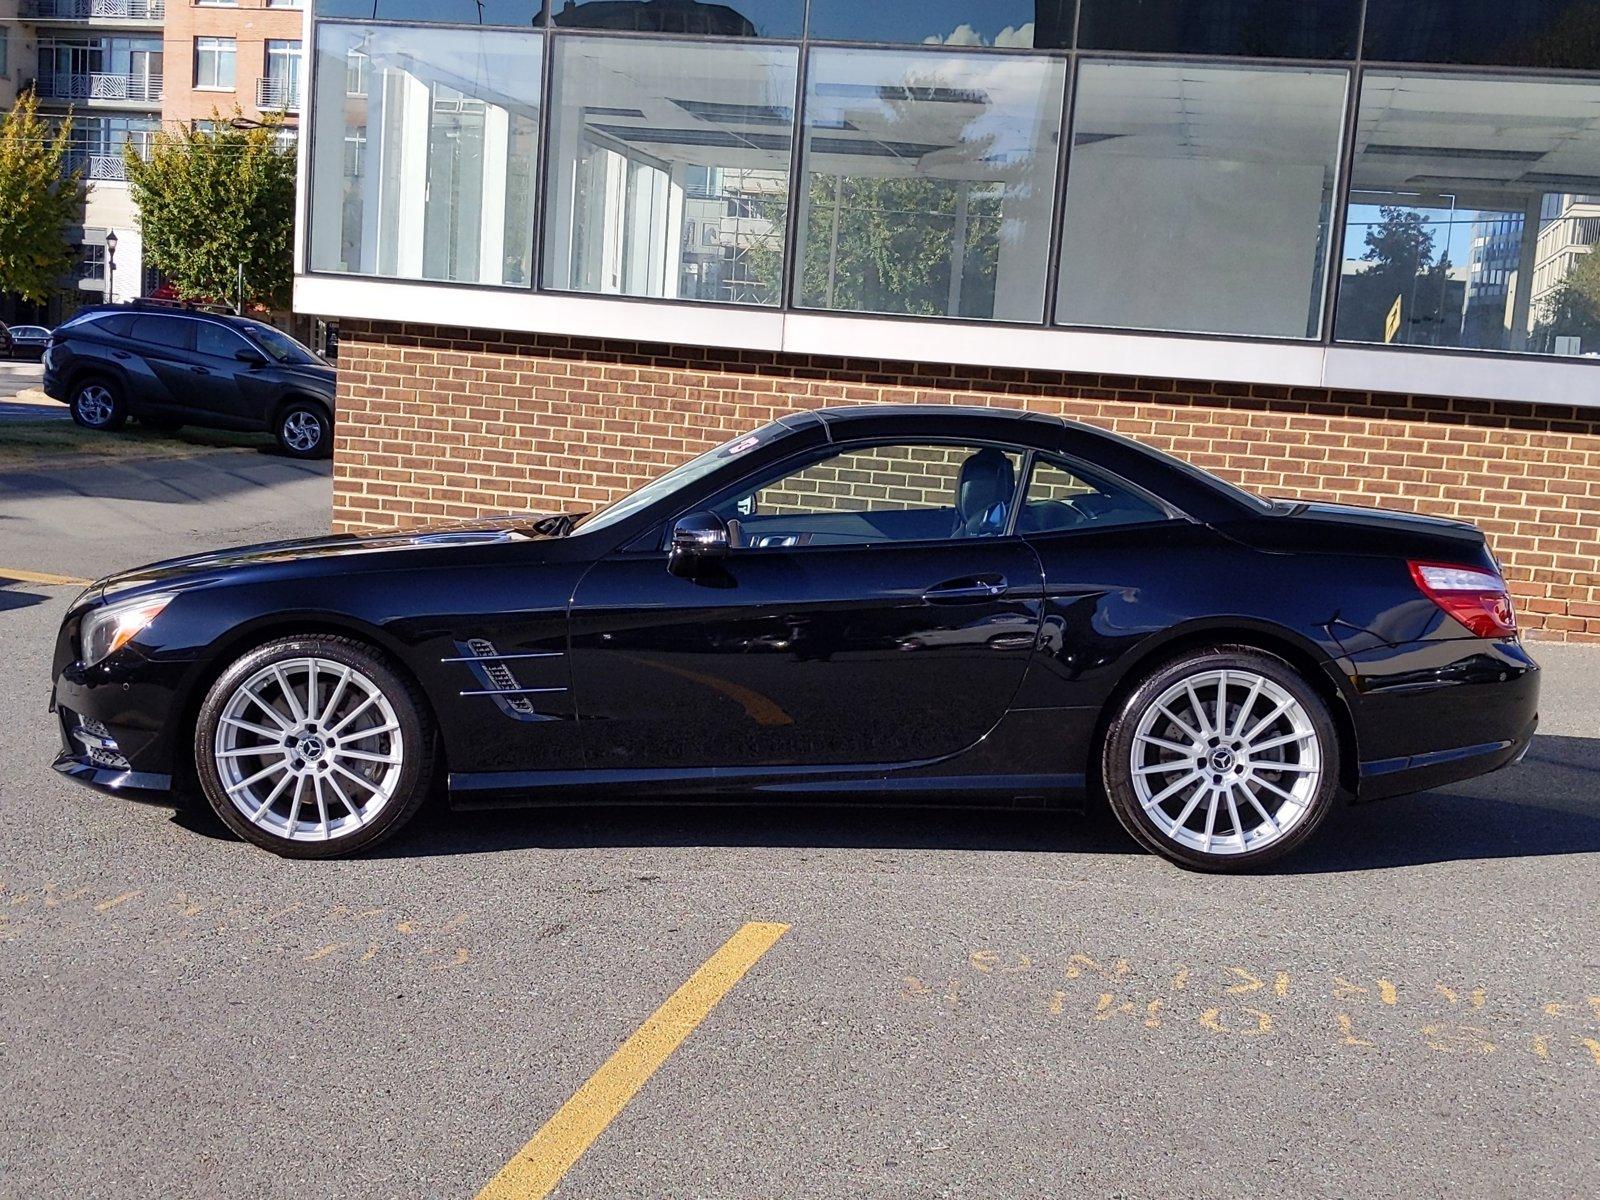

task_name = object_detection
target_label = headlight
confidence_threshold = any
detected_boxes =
[80,593,176,666]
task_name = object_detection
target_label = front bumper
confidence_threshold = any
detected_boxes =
[1345,636,1540,802]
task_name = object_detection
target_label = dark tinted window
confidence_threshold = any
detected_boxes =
[1020,458,1167,534]
[315,0,543,24]
[128,315,193,350]
[807,0,1075,48]
[195,322,250,359]
[1365,1,1600,70]
[551,0,803,38]
[1078,0,1361,60]
[93,313,136,337]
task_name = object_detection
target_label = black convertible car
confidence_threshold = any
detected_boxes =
[49,406,1538,870]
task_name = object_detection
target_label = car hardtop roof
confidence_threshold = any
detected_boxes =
[812,404,1067,429]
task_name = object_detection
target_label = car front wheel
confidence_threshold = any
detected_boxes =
[275,400,333,459]
[1102,647,1340,871]
[194,636,435,858]
[70,378,127,431]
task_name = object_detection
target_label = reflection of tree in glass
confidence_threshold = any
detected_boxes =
[1336,206,1460,346]
[798,78,1020,319]
[1533,248,1600,354]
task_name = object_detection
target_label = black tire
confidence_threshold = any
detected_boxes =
[275,399,333,459]
[193,635,435,859]
[69,376,128,431]
[1101,646,1340,872]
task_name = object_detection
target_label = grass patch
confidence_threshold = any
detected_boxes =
[0,419,273,468]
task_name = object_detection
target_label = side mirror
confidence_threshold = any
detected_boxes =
[668,511,730,577]
[235,348,266,366]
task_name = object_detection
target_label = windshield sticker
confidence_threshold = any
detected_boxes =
[722,436,762,458]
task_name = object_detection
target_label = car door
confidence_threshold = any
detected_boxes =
[567,439,1046,773]
[190,320,270,427]
[124,314,200,416]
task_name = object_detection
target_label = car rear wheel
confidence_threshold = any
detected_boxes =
[275,400,333,459]
[70,378,127,431]
[1101,647,1339,871]
[194,636,435,858]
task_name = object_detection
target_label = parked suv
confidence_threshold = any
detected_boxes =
[42,304,337,459]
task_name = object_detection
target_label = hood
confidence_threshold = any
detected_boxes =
[91,514,565,602]
[279,360,337,391]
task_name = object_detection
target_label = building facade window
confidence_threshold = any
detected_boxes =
[1077,0,1361,60]
[1364,1,1600,72]
[795,46,1067,322]
[316,0,545,25]
[262,39,301,110]
[1057,60,1348,339]
[308,23,544,287]
[1335,72,1600,358]
[542,35,799,306]
[195,37,236,91]
[805,1,1074,49]
[552,0,803,38]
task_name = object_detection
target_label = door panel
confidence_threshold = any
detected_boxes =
[568,540,1045,772]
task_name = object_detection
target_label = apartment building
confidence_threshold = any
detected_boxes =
[161,0,302,130]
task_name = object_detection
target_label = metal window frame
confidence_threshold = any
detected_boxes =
[295,1,1600,370]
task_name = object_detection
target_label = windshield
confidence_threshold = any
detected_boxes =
[573,423,789,537]
[243,322,321,365]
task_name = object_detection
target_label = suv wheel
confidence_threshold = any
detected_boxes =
[276,400,332,459]
[1101,647,1340,872]
[70,378,127,431]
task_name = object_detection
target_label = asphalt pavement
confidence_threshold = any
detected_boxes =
[0,448,1596,1199]
[0,362,60,422]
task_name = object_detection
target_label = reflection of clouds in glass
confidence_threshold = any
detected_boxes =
[924,22,1034,49]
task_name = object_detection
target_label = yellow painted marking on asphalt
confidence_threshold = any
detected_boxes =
[1377,979,1398,1006]
[474,921,789,1200]
[304,943,341,962]
[93,890,141,913]
[0,566,90,587]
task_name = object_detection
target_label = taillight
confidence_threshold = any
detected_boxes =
[1408,561,1517,640]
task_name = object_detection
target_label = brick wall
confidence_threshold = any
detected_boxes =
[331,319,1600,642]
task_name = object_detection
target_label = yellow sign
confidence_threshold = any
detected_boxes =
[1384,294,1403,343]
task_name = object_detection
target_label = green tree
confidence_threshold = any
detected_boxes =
[1335,205,1461,346]
[1533,245,1600,354]
[0,94,87,303]
[124,110,295,309]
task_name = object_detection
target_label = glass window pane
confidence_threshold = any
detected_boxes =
[1365,1,1600,72]
[542,36,799,306]
[195,323,249,358]
[1020,458,1166,533]
[795,47,1066,322]
[1057,61,1347,339]
[308,23,543,287]
[130,316,193,349]
[552,0,804,38]
[1077,0,1360,60]
[314,0,544,26]
[1335,73,1600,358]
[714,443,1024,544]
[806,1,1075,49]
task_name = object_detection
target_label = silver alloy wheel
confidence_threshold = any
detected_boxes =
[213,656,404,842]
[1128,668,1322,857]
[282,410,323,453]
[75,384,114,426]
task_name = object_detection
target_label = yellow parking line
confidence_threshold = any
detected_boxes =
[474,921,791,1200]
[0,567,90,586]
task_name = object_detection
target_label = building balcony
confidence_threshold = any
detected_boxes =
[21,0,164,22]
[34,72,163,105]
[256,76,301,114]
[63,152,133,182]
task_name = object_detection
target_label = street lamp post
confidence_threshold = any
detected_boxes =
[105,230,119,304]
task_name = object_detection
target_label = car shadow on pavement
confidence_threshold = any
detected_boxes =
[0,586,51,613]
[163,733,1600,871]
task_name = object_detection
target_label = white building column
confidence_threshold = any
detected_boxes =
[477,104,511,286]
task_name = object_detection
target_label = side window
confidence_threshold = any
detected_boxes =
[194,322,251,359]
[711,442,1024,548]
[128,316,193,350]
[1020,457,1169,534]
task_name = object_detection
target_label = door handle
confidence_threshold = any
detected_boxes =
[923,575,1008,602]
[190,366,210,375]
[111,350,130,360]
